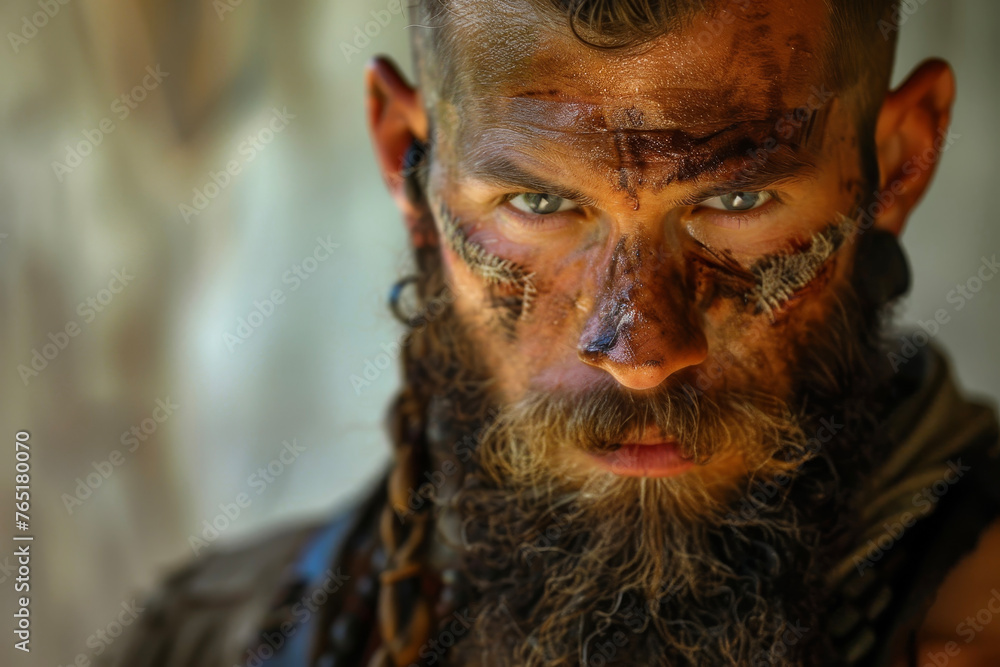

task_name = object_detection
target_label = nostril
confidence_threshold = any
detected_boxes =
[580,327,619,358]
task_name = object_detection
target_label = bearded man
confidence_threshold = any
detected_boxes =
[110,1,1000,666]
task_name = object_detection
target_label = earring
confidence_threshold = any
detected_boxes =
[389,275,420,326]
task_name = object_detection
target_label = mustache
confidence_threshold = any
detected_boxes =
[481,375,809,470]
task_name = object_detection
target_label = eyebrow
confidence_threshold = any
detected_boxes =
[676,143,820,205]
[464,141,818,208]
[462,155,601,207]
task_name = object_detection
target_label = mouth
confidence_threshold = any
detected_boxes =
[586,437,695,478]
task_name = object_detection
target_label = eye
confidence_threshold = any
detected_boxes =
[508,193,577,215]
[699,191,772,212]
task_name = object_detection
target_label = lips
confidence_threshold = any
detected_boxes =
[587,439,695,478]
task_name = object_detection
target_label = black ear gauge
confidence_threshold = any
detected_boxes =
[402,139,429,205]
[851,229,911,307]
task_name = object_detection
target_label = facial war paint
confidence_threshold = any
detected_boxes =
[438,203,537,324]
[437,197,852,331]
[747,215,856,319]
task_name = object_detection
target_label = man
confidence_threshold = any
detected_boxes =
[109,1,1000,665]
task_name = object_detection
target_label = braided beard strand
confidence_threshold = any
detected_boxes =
[389,237,894,666]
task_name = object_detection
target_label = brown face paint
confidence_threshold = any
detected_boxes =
[578,234,705,373]
[688,242,758,310]
[481,96,780,135]
[579,236,638,362]
[438,203,538,326]
[458,91,833,206]
[686,215,855,320]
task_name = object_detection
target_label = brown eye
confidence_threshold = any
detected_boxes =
[510,193,576,215]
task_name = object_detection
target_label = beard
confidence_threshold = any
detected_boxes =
[395,229,896,666]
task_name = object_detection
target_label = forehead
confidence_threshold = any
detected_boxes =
[433,0,833,173]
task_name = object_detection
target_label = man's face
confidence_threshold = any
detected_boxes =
[422,0,869,495]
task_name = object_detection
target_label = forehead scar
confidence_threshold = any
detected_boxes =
[438,203,537,320]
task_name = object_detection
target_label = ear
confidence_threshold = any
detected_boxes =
[365,57,430,222]
[872,58,956,236]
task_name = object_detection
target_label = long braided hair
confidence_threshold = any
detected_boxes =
[370,138,451,666]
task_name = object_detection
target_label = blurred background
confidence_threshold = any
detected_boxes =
[0,0,997,664]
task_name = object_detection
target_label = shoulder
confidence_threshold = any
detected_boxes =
[916,519,1000,665]
[906,348,1000,662]
[101,489,378,667]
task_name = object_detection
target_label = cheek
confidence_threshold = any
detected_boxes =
[442,204,854,400]
[443,236,609,392]
[688,248,851,399]
[687,311,801,405]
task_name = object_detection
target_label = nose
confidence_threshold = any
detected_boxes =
[577,238,708,390]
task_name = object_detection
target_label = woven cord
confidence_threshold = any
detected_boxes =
[369,268,440,666]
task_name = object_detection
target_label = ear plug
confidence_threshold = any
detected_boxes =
[402,139,429,205]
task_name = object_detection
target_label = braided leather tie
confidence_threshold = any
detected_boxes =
[369,398,435,666]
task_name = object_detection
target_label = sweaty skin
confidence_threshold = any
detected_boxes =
[424,0,865,410]
[471,95,831,208]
